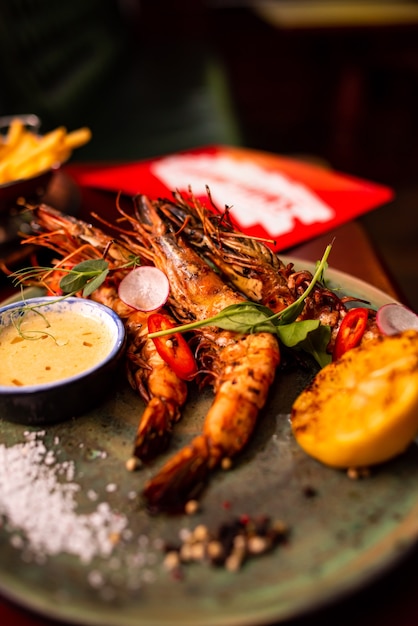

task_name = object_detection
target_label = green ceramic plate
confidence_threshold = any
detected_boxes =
[0,260,417,626]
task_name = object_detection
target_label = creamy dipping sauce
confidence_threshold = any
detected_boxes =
[0,309,115,387]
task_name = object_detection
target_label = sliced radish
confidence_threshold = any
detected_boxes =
[376,303,418,336]
[118,266,169,312]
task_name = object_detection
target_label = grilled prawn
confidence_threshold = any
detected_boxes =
[22,205,188,462]
[116,195,280,513]
[158,189,380,352]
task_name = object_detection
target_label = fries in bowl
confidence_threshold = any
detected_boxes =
[0,118,91,185]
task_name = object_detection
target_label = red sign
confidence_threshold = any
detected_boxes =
[65,146,394,251]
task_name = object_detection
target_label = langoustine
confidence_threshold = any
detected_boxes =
[22,204,189,463]
[114,195,281,513]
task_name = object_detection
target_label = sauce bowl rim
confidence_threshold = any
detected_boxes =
[0,296,126,394]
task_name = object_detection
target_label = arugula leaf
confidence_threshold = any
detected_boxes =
[276,320,332,367]
[276,319,321,347]
[204,303,278,334]
[148,243,334,367]
[149,243,333,337]
[297,324,332,368]
[278,300,305,326]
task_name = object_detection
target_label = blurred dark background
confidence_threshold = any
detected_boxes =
[0,0,417,309]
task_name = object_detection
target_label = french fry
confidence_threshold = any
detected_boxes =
[0,119,91,184]
[17,154,56,181]
[0,161,11,185]
[0,119,25,159]
[9,127,66,172]
[6,118,25,147]
[62,127,92,150]
[2,133,39,177]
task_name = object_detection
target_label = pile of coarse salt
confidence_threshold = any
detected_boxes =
[0,430,128,564]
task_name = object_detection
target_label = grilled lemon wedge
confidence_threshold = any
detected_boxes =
[291,330,418,468]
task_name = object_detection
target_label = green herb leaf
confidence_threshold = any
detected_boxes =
[297,324,332,368]
[149,243,333,341]
[147,244,336,367]
[277,244,332,326]
[82,269,109,297]
[278,300,305,326]
[59,259,109,294]
[277,320,332,367]
[10,266,58,287]
[122,255,142,269]
[74,259,109,273]
[316,258,329,285]
[5,258,112,342]
[59,273,87,294]
[277,319,321,347]
[205,303,278,334]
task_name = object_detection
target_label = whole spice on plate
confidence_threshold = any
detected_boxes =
[163,515,289,574]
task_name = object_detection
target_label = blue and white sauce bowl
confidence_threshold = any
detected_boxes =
[0,296,126,425]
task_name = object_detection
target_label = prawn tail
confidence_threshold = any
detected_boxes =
[142,435,217,514]
[133,397,181,463]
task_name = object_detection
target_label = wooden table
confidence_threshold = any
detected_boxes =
[0,182,416,626]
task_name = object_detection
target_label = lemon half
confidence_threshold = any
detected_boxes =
[291,330,418,468]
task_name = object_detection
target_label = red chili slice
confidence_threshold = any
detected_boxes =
[333,307,369,361]
[148,313,198,381]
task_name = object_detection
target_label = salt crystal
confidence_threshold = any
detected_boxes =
[153,537,164,550]
[122,528,133,541]
[179,527,192,542]
[10,534,24,549]
[142,569,157,584]
[138,534,149,547]
[0,433,128,564]
[88,569,104,588]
